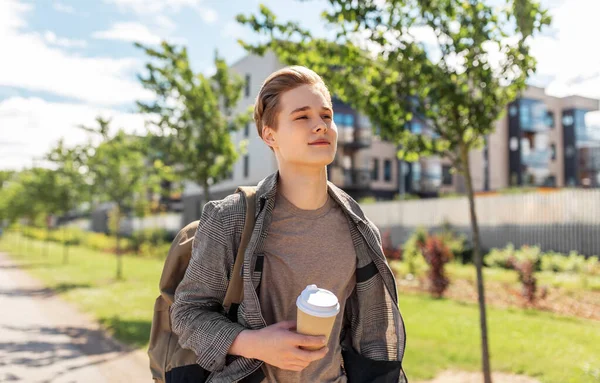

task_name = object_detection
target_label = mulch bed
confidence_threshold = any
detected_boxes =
[396,275,600,321]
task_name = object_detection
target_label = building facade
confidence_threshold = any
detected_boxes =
[181,53,600,223]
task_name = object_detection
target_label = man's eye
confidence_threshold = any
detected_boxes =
[323,115,332,120]
[296,115,308,120]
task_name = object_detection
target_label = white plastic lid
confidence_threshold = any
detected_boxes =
[296,284,340,318]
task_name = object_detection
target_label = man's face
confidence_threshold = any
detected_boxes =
[263,84,338,169]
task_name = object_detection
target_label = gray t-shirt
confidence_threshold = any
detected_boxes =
[259,191,357,382]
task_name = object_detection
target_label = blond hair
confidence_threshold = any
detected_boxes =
[254,66,332,141]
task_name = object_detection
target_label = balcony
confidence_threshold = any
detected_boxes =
[328,167,371,189]
[521,149,552,168]
[579,147,600,171]
[337,127,372,148]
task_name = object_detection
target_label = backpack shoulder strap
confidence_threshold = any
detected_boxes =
[223,186,257,308]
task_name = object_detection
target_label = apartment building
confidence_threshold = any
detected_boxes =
[447,86,600,193]
[181,53,600,223]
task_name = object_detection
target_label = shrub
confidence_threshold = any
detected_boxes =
[130,228,171,252]
[485,244,542,270]
[402,227,428,277]
[507,256,538,304]
[584,256,599,276]
[438,221,468,261]
[484,244,516,269]
[381,230,402,261]
[417,234,453,298]
[138,242,172,258]
[540,252,566,273]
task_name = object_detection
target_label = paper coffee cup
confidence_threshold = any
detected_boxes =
[296,284,340,351]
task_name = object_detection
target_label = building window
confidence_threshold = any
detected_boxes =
[520,103,531,128]
[244,123,249,137]
[243,155,249,178]
[334,113,345,126]
[545,111,555,128]
[412,162,422,191]
[372,158,379,181]
[343,114,355,127]
[551,143,556,160]
[412,122,422,135]
[384,159,392,182]
[245,74,251,98]
[442,165,453,185]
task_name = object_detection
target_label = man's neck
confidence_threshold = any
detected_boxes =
[277,165,329,210]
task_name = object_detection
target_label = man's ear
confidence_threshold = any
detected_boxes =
[262,126,277,149]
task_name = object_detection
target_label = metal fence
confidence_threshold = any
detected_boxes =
[361,189,600,256]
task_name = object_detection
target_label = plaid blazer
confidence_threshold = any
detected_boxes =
[171,172,408,383]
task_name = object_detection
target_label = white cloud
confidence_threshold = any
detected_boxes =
[198,7,217,23]
[529,0,600,100]
[43,30,87,48]
[53,2,75,14]
[0,97,149,170]
[155,15,176,31]
[93,22,162,45]
[104,0,218,23]
[0,0,153,106]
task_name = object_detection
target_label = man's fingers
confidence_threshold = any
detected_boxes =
[293,333,326,348]
[294,347,329,362]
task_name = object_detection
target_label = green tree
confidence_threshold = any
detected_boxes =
[136,42,252,206]
[81,117,164,280]
[46,139,89,264]
[0,170,15,225]
[237,2,550,381]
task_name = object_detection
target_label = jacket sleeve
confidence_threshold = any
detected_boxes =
[170,200,246,373]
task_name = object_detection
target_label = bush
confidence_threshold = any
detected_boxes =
[381,230,402,261]
[402,227,428,276]
[130,228,171,252]
[418,234,453,298]
[485,244,541,270]
[584,256,600,276]
[508,256,538,304]
[540,252,566,273]
[484,244,517,269]
[137,242,172,258]
[438,221,468,261]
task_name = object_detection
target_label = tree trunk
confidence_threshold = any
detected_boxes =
[63,225,69,264]
[116,215,123,280]
[460,144,492,383]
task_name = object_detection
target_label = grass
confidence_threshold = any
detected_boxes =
[0,232,162,347]
[401,294,600,383]
[1,232,599,382]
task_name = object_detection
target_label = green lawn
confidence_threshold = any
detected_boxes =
[1,232,599,382]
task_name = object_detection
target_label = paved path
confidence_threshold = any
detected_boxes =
[0,252,150,383]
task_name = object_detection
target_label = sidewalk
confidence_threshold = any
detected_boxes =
[0,252,150,383]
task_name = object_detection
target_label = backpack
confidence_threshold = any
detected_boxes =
[148,186,258,383]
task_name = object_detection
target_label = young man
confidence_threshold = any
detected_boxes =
[171,66,407,382]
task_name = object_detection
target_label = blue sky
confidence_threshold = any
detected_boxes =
[1,0,599,170]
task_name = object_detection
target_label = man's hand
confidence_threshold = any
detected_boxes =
[230,321,329,371]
